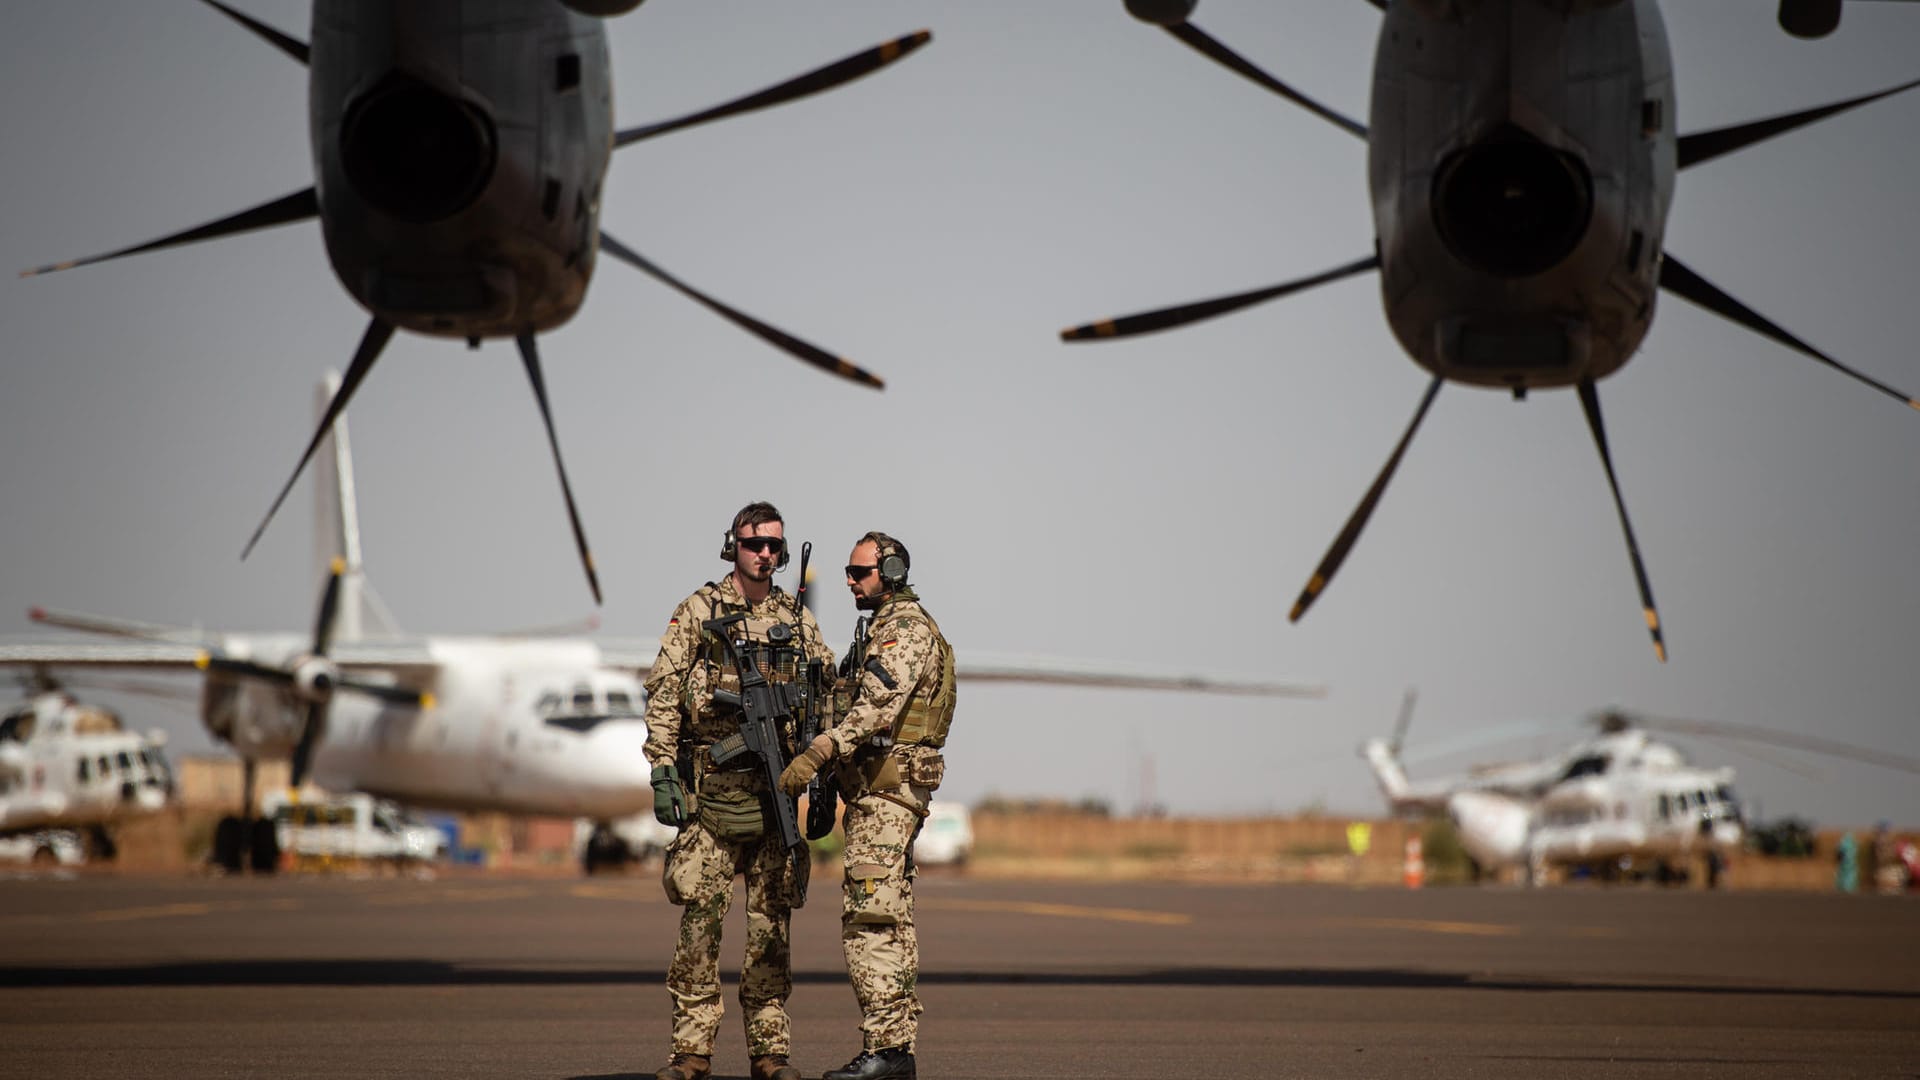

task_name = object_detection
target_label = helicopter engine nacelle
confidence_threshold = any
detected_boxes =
[1125,0,1197,27]
[1447,791,1532,870]
[557,0,646,15]
[1778,0,1843,38]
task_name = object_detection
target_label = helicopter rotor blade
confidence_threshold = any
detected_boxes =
[1061,254,1379,342]
[1290,376,1442,623]
[1576,378,1667,664]
[516,333,603,607]
[1390,688,1418,757]
[1659,255,1920,411]
[598,231,885,389]
[1163,22,1365,139]
[243,318,396,561]
[21,188,318,279]
[615,30,931,148]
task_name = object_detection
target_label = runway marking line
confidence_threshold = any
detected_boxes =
[364,885,536,906]
[1325,916,1519,937]
[929,898,1192,926]
[570,882,660,902]
[0,896,310,927]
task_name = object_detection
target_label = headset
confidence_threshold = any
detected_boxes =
[721,521,791,571]
[864,531,910,591]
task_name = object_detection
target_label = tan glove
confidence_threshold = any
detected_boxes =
[779,734,835,797]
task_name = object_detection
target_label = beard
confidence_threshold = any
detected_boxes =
[854,592,883,611]
[741,561,774,583]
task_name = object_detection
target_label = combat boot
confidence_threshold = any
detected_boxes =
[823,1047,915,1080]
[655,1053,711,1080]
[750,1054,802,1080]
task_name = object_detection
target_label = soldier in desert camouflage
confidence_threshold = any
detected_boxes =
[645,502,834,1080]
[781,531,954,1080]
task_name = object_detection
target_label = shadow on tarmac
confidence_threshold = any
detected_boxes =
[2,960,1914,1001]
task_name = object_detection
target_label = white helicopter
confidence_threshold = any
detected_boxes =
[1065,0,1920,660]
[0,375,1324,874]
[0,680,173,864]
[1362,699,1750,886]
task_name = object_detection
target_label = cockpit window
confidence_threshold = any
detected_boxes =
[115,751,133,773]
[606,689,634,715]
[536,692,563,717]
[1559,754,1610,782]
[0,712,35,743]
[572,685,596,712]
[77,757,91,783]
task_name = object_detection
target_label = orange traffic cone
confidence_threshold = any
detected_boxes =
[1403,836,1425,889]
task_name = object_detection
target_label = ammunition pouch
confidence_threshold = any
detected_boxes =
[695,780,768,842]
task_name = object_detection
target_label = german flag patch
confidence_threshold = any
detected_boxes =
[879,639,899,650]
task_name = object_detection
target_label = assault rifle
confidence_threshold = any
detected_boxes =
[704,615,809,874]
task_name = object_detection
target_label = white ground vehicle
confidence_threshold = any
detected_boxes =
[263,791,445,869]
[913,802,974,868]
[576,813,677,875]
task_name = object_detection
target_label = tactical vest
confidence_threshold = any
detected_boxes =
[687,583,808,714]
[892,608,955,749]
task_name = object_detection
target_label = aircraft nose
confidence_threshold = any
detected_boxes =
[567,721,657,815]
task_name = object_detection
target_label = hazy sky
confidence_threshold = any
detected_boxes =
[2,1,1917,828]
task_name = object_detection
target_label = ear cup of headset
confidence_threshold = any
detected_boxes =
[879,553,907,590]
[720,530,736,561]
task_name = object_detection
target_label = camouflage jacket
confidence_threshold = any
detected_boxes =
[642,573,835,767]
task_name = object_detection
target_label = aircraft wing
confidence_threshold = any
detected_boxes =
[953,652,1324,697]
[0,640,441,681]
[592,639,1323,698]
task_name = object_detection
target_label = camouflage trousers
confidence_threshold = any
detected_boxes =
[661,817,809,1057]
[840,792,927,1051]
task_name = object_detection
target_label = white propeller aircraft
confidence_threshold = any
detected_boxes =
[0,683,173,861]
[1065,0,1920,661]
[0,376,1324,874]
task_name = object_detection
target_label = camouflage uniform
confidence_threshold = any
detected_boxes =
[826,587,954,1052]
[644,574,834,1059]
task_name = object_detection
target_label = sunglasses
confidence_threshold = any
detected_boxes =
[845,564,878,581]
[738,537,785,555]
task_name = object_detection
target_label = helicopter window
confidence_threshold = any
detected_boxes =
[606,689,634,715]
[572,685,596,712]
[0,712,34,743]
[1657,794,1671,820]
[554,53,582,94]
[1715,784,1735,805]
[1641,99,1663,137]
[115,751,133,773]
[1560,754,1610,781]
[1695,791,1711,814]
[536,691,563,717]
[96,755,110,779]
[77,757,91,783]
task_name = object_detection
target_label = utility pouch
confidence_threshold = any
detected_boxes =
[843,863,907,926]
[696,785,768,842]
[899,746,946,790]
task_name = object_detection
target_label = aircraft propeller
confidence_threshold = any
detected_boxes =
[194,558,432,787]
[21,7,933,609]
[1068,2,1920,659]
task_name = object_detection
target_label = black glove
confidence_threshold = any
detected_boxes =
[651,763,688,828]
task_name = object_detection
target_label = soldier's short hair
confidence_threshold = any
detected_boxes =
[858,530,910,574]
[731,501,784,535]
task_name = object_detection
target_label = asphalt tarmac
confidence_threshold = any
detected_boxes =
[1,870,1915,1080]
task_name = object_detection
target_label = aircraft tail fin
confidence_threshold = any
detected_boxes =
[1360,736,1413,807]
[313,371,398,641]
